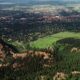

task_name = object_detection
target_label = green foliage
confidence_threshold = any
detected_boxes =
[30,32,80,49]
[1,34,80,80]
[5,32,80,52]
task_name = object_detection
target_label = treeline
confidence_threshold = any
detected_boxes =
[0,10,80,41]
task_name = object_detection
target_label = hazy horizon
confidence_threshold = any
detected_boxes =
[0,0,80,4]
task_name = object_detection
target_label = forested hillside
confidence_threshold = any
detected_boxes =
[0,1,80,80]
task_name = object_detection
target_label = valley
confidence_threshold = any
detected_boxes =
[0,1,80,80]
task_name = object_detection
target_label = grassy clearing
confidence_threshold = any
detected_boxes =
[30,32,80,49]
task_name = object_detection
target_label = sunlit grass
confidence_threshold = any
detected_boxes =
[30,32,80,49]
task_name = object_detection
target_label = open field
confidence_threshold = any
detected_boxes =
[6,32,80,51]
[30,32,80,49]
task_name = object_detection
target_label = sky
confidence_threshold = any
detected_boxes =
[0,0,80,3]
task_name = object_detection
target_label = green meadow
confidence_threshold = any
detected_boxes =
[30,32,80,49]
[6,31,80,51]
